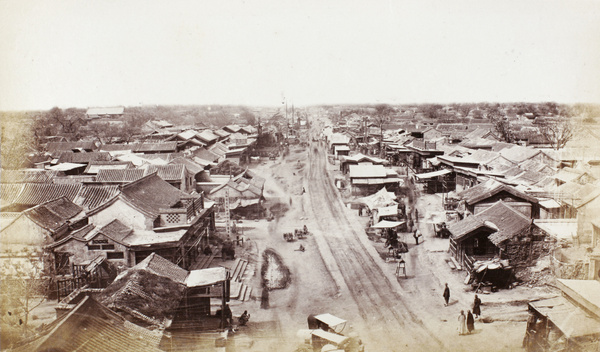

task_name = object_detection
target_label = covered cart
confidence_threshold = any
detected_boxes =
[370,220,408,254]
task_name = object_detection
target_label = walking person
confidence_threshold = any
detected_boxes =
[458,310,467,335]
[443,283,450,306]
[466,310,475,333]
[473,294,481,318]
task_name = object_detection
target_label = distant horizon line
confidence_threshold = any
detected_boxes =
[3,100,600,113]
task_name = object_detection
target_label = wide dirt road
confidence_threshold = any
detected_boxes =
[305,139,445,351]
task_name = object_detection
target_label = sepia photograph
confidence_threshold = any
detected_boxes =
[1,1,600,351]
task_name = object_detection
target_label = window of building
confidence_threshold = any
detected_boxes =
[107,252,124,259]
[102,244,115,250]
[87,245,101,250]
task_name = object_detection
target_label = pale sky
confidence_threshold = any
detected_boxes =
[1,0,599,111]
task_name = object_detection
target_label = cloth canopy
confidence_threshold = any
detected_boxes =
[371,220,405,229]
[358,187,397,210]
[414,169,451,179]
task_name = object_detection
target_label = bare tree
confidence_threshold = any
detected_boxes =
[488,107,515,143]
[456,103,474,118]
[538,118,576,150]
[1,249,53,332]
[421,104,443,119]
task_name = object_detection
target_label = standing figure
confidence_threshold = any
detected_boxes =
[358,207,363,216]
[458,310,468,335]
[443,283,450,306]
[473,294,481,318]
[413,229,421,245]
[466,310,474,333]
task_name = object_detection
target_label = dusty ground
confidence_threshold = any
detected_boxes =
[223,119,556,351]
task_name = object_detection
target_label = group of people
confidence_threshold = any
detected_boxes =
[443,284,482,336]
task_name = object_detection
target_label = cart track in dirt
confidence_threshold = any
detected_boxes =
[306,140,445,351]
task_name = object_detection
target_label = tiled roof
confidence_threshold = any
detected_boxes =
[208,143,228,158]
[240,125,257,134]
[223,124,242,133]
[1,169,58,183]
[74,184,120,211]
[342,153,388,164]
[133,142,177,153]
[145,164,186,181]
[96,169,145,183]
[119,174,187,217]
[463,128,496,140]
[175,129,199,140]
[57,151,112,164]
[459,179,538,205]
[84,161,133,174]
[97,219,133,244]
[23,197,83,233]
[15,296,162,352]
[52,175,96,184]
[136,253,189,284]
[197,130,219,144]
[0,212,21,231]
[8,183,82,208]
[46,141,97,153]
[98,143,137,152]
[449,201,531,245]
[0,183,24,208]
[71,224,96,240]
[484,202,532,245]
[498,145,541,163]
[213,129,231,138]
[193,148,220,162]
[169,157,205,174]
[519,159,555,175]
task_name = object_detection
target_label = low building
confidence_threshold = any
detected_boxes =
[99,253,231,331]
[1,197,87,262]
[349,164,402,196]
[458,179,539,218]
[86,106,125,119]
[11,295,163,352]
[525,279,600,352]
[448,201,535,273]
[340,153,389,174]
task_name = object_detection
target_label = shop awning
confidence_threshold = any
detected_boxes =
[371,220,405,229]
[530,296,600,339]
[414,169,452,179]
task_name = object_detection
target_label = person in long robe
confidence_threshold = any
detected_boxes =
[473,294,481,318]
[466,310,475,333]
[443,283,450,306]
[458,310,468,335]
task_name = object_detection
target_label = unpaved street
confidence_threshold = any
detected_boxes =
[237,120,545,352]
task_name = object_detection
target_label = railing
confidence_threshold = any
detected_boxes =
[56,276,87,302]
[464,255,475,272]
